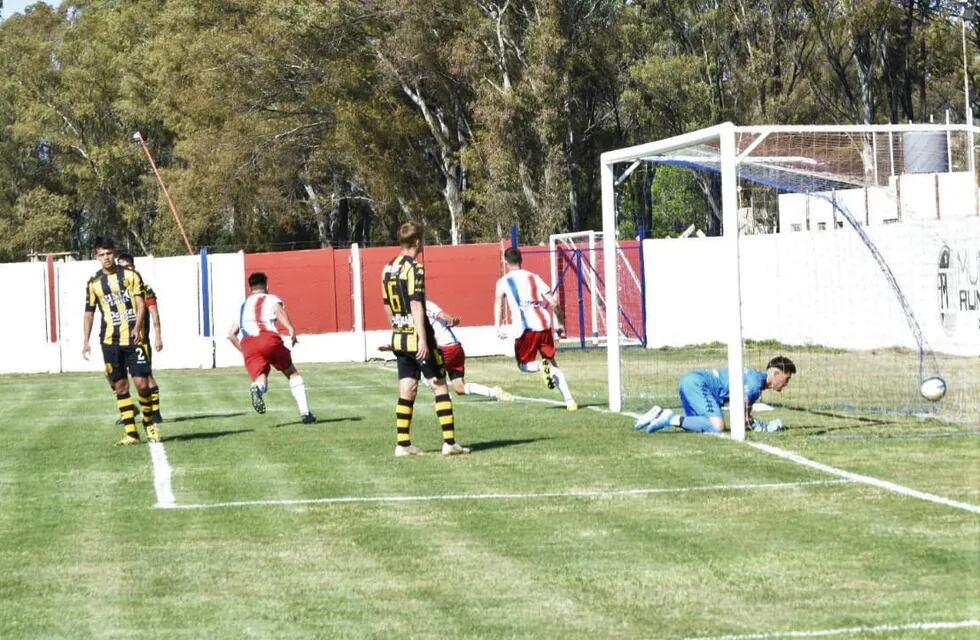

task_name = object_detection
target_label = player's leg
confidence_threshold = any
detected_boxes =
[123,344,155,440]
[394,352,423,456]
[127,343,158,441]
[670,375,724,433]
[147,371,162,423]
[104,346,140,445]
[537,332,576,410]
[242,336,269,414]
[280,365,315,424]
[424,347,468,455]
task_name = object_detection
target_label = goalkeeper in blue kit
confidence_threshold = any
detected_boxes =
[633,356,796,434]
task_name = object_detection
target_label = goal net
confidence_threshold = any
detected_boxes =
[601,123,980,439]
[548,231,645,348]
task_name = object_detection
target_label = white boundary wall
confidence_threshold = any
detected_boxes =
[643,217,980,356]
[0,250,510,375]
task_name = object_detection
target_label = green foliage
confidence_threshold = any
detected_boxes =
[0,0,976,254]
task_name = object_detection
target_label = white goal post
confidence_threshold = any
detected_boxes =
[600,122,979,441]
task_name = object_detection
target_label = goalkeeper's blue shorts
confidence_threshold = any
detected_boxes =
[678,373,723,418]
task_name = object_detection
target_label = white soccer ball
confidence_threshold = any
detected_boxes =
[919,376,947,402]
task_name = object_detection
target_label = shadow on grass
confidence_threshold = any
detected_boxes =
[546,403,600,411]
[272,416,364,428]
[162,411,249,424]
[162,428,254,442]
[467,437,551,452]
[769,402,899,435]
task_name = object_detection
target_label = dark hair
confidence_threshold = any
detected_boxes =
[117,252,135,266]
[398,221,423,248]
[503,247,522,266]
[767,356,797,374]
[248,272,268,289]
[94,236,115,251]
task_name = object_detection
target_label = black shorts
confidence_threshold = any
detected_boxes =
[394,346,447,381]
[102,343,152,382]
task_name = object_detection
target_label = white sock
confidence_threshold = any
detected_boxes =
[463,382,494,398]
[254,381,267,394]
[519,361,541,373]
[289,376,310,415]
[551,367,574,403]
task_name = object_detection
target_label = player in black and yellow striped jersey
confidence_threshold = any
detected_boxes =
[382,221,469,457]
[118,254,164,424]
[81,237,158,446]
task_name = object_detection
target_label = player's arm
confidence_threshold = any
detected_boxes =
[227,323,242,352]
[82,283,96,359]
[541,288,567,338]
[148,301,163,351]
[132,294,146,345]
[437,310,460,326]
[411,299,428,360]
[493,286,507,338]
[82,310,95,360]
[276,302,298,347]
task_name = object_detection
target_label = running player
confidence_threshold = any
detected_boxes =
[227,272,316,424]
[633,356,795,434]
[493,247,577,410]
[382,221,469,456]
[382,299,513,401]
[116,253,164,423]
[82,237,158,445]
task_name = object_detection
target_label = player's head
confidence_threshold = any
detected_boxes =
[117,252,135,269]
[248,272,268,291]
[93,237,116,270]
[766,356,796,391]
[398,221,424,251]
[503,247,522,268]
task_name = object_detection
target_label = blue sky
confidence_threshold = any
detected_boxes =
[2,1,60,20]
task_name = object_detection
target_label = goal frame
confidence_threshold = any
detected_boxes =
[600,122,979,441]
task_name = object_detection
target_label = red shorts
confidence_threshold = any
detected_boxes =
[514,329,556,364]
[440,342,466,379]
[241,332,293,380]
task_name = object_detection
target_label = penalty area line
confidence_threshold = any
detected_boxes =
[161,479,849,511]
[686,619,980,640]
[147,442,176,508]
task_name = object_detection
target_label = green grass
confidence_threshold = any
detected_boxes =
[0,349,977,639]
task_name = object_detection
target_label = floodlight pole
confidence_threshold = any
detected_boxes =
[133,132,194,255]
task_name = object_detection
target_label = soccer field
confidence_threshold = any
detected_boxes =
[1,349,978,639]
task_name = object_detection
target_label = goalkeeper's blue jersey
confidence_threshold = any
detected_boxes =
[689,368,768,406]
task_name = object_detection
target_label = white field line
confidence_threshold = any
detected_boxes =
[513,393,980,515]
[160,479,849,511]
[747,441,980,514]
[687,619,980,640]
[147,442,176,508]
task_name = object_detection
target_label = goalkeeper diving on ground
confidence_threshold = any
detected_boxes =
[633,356,796,434]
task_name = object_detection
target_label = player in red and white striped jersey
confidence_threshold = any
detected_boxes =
[493,247,577,410]
[424,299,512,401]
[227,272,315,424]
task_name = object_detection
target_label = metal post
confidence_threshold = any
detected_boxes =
[720,123,747,442]
[134,132,194,255]
[600,160,621,412]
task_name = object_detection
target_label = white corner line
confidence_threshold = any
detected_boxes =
[163,479,848,511]
[147,442,176,508]
[686,619,980,640]
[746,441,980,515]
